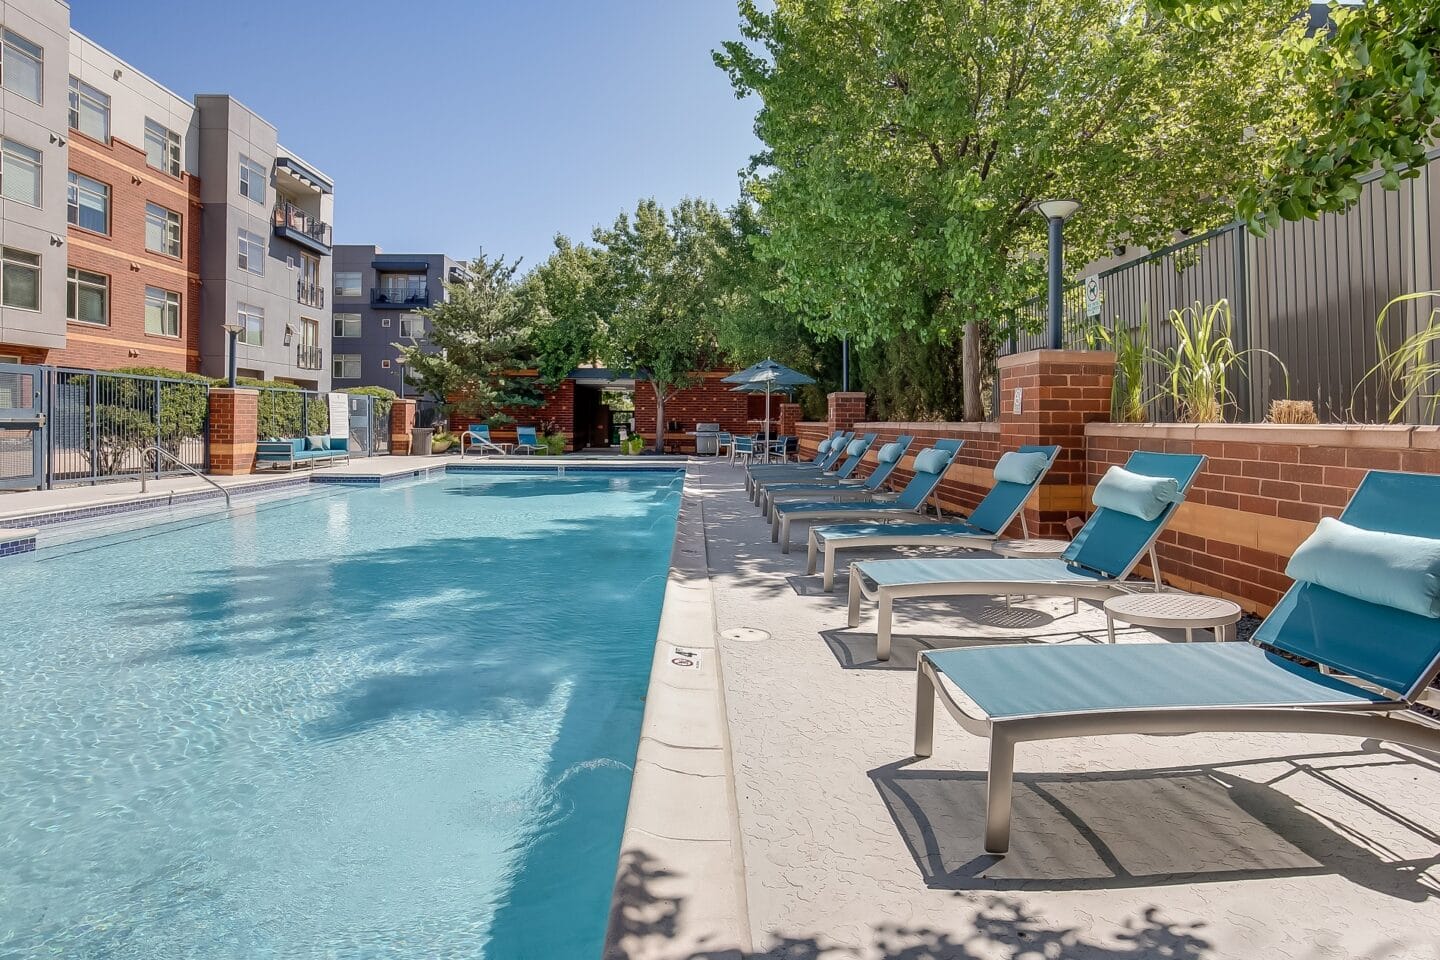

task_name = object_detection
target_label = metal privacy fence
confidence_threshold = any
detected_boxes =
[49,369,210,485]
[255,387,329,440]
[1005,147,1440,424]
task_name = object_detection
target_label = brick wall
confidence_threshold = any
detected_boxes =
[50,131,204,373]
[1089,423,1440,613]
[826,392,867,432]
[390,398,417,454]
[633,373,752,452]
[208,388,257,475]
[448,379,578,450]
[778,402,802,438]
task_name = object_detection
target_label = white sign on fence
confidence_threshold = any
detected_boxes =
[328,392,349,439]
[1084,274,1102,317]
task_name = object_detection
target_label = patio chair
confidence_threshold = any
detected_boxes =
[913,468,1440,854]
[716,432,734,459]
[459,424,507,456]
[751,434,877,505]
[846,450,1204,661]
[514,426,544,456]
[767,435,799,462]
[758,435,915,519]
[731,434,759,466]
[744,430,851,491]
[770,440,965,553]
[807,445,1060,590]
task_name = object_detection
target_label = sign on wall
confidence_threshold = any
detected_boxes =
[328,392,349,439]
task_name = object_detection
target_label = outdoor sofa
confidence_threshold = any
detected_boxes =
[256,435,350,471]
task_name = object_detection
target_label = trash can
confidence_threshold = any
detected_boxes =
[410,427,434,456]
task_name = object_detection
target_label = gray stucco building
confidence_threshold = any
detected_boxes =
[329,245,466,392]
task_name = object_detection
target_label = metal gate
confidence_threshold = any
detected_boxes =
[347,394,373,457]
[0,362,45,489]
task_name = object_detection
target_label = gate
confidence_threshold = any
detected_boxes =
[0,362,45,490]
[347,394,373,457]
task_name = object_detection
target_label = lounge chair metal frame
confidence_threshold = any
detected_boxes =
[459,426,507,457]
[759,435,912,519]
[744,431,852,495]
[751,433,874,504]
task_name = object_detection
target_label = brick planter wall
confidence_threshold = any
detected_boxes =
[778,403,803,439]
[826,392,867,433]
[208,388,258,475]
[390,398,417,455]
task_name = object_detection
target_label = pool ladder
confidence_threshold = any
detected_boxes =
[138,446,232,509]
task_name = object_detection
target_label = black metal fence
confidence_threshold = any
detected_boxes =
[49,369,210,485]
[1004,146,1440,424]
[255,386,329,440]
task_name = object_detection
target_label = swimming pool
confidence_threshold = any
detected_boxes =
[0,469,683,958]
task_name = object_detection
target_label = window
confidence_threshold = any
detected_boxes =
[144,287,179,336]
[380,317,391,328]
[379,272,426,302]
[380,359,391,369]
[144,119,182,177]
[1,247,39,310]
[334,271,361,298]
[298,251,322,306]
[236,302,263,345]
[237,228,265,275]
[67,77,110,141]
[333,313,362,338]
[333,354,361,379]
[145,202,181,257]
[1,139,41,206]
[238,154,266,204]
[2,30,43,104]
[67,171,109,233]
[399,314,424,339]
[66,268,108,326]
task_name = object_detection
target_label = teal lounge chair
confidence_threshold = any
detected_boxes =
[744,430,851,491]
[914,469,1440,854]
[460,424,507,456]
[848,450,1204,661]
[770,440,965,553]
[759,436,912,519]
[807,445,1059,591]
[751,434,876,504]
[514,426,544,456]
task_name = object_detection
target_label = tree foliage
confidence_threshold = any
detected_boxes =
[716,0,1302,419]
[398,253,544,423]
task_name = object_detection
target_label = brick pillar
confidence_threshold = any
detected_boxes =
[826,392,867,433]
[390,398,417,455]
[778,402,802,438]
[998,349,1116,536]
[207,388,258,476]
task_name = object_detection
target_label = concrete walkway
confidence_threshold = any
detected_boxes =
[692,461,1440,960]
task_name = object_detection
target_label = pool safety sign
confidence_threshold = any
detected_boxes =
[328,393,349,439]
[669,646,701,670]
[1084,275,1102,317]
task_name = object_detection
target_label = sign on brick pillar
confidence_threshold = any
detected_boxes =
[207,388,259,476]
[827,392,867,433]
[390,398,418,455]
[998,349,1116,537]
[778,402,802,438]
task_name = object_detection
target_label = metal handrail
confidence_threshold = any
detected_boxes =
[138,445,232,508]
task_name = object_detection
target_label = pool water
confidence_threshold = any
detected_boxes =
[0,470,682,958]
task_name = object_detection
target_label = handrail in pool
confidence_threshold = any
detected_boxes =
[138,446,232,510]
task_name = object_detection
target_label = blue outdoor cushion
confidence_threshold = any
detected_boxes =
[993,450,1049,485]
[845,439,868,457]
[1091,465,1181,521]
[912,448,951,475]
[329,436,348,452]
[877,441,905,464]
[817,438,834,454]
[290,438,306,454]
[304,434,328,452]
[1286,516,1440,619]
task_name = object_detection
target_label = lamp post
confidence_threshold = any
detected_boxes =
[1034,199,1080,350]
[395,356,407,399]
[221,320,244,387]
[841,335,849,391]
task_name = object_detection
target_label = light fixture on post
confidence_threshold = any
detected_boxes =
[1034,199,1080,350]
[283,324,294,347]
[221,320,244,388]
[395,355,407,399]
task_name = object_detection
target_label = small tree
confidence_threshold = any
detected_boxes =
[397,253,543,423]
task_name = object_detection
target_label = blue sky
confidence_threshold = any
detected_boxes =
[69,0,761,268]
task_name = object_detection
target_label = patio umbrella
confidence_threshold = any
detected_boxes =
[726,360,815,460]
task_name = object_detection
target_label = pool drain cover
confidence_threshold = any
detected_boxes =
[722,627,770,643]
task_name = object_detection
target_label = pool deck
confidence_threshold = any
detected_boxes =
[611,459,1440,959]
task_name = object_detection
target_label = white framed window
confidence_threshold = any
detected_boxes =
[144,119,182,177]
[238,154,266,204]
[237,229,265,275]
[145,202,181,257]
[67,77,110,141]
[334,271,362,298]
[1,139,41,206]
[0,353,20,363]
[1,247,39,310]
[333,354,361,379]
[66,171,109,234]
[380,359,391,369]
[236,302,263,345]
[66,268,108,326]
[144,286,180,337]
[399,314,424,339]
[2,30,43,104]
[380,317,391,328]
[333,313,362,338]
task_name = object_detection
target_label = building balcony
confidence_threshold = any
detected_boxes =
[371,286,430,309]
[297,278,325,308]
[272,201,332,255]
[297,344,323,371]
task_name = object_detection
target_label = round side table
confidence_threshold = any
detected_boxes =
[1103,592,1243,644]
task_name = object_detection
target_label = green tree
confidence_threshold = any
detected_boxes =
[716,0,1301,419]
[396,253,544,423]
[524,236,605,384]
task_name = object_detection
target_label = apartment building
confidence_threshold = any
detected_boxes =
[0,0,335,389]
[330,245,467,391]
